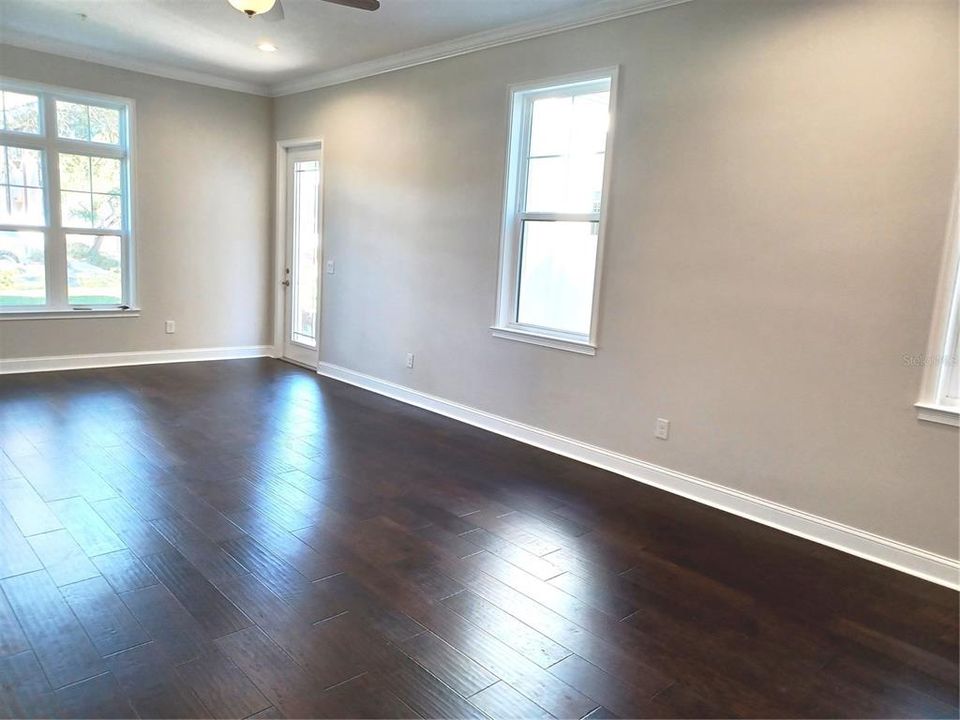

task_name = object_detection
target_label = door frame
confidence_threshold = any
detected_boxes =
[273,137,325,368]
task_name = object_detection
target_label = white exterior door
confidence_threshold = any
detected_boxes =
[282,145,322,368]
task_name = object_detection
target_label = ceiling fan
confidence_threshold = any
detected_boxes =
[227,0,379,22]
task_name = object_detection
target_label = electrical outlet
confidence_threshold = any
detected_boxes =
[655,418,670,440]
[164,320,176,334]
[326,260,335,275]
[406,353,415,369]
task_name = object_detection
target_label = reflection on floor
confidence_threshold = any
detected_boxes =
[0,358,956,718]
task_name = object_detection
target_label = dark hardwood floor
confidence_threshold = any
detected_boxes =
[0,358,956,719]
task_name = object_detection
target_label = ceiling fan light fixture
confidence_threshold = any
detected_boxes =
[228,0,276,17]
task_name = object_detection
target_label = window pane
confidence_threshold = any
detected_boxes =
[0,230,45,306]
[59,153,91,191]
[526,153,604,214]
[524,88,610,214]
[1,92,40,134]
[93,194,121,229]
[291,159,320,347]
[61,191,94,228]
[568,152,605,214]
[529,96,572,157]
[517,220,598,335]
[571,92,610,154]
[1,146,45,226]
[91,156,121,193]
[5,146,42,187]
[57,101,90,141]
[56,101,121,145]
[89,106,121,145]
[67,234,121,305]
[525,156,566,212]
[59,154,122,229]
[947,357,959,402]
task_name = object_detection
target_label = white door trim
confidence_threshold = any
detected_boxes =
[273,138,325,363]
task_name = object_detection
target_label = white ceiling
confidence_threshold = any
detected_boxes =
[0,0,670,95]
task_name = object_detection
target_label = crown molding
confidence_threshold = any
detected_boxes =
[270,0,693,97]
[0,34,271,96]
[1,0,693,99]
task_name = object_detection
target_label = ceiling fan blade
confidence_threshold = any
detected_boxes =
[257,0,285,21]
[320,0,380,11]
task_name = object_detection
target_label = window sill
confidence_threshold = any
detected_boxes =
[0,308,141,321]
[491,326,596,355]
[915,402,959,427]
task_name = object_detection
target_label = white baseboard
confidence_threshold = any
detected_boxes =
[0,345,275,374]
[318,361,960,590]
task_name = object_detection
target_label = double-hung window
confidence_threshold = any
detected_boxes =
[493,69,617,355]
[0,80,135,316]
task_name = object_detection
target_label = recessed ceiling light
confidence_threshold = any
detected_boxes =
[257,42,278,53]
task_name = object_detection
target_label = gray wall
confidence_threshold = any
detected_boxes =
[0,45,274,357]
[273,0,960,558]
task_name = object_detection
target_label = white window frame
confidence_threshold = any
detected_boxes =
[916,176,959,427]
[492,67,619,356]
[0,77,137,320]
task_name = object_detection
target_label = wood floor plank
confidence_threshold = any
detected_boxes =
[312,672,420,719]
[460,528,565,581]
[0,650,58,719]
[26,529,100,587]
[108,641,211,719]
[219,535,344,623]
[400,630,500,697]
[547,568,640,620]
[48,496,126,558]
[214,625,326,720]
[314,571,426,643]
[60,576,150,657]
[1,570,105,688]
[176,649,273,720]
[225,508,341,580]
[0,588,28,658]
[119,583,209,663]
[392,559,466,602]
[443,589,572,669]
[0,476,62,537]
[152,482,246,543]
[150,515,248,585]
[376,646,489,719]
[444,556,672,694]
[91,496,174,557]
[55,672,137,719]
[140,549,252,638]
[469,681,556,720]
[0,503,42,579]
[91,549,159,593]
[217,572,367,689]
[548,653,664,719]
[336,554,602,720]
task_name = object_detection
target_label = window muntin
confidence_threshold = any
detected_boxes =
[495,71,615,351]
[0,82,133,313]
